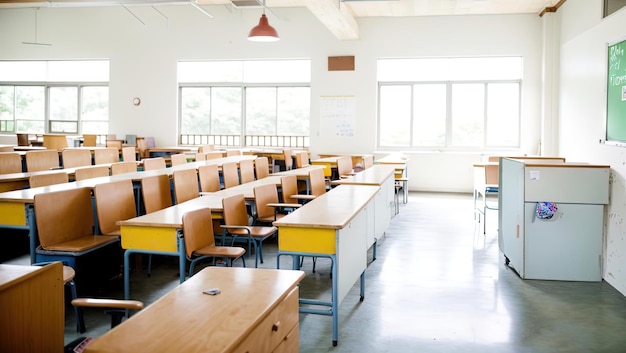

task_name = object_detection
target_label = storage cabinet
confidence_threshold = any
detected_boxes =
[499,158,610,281]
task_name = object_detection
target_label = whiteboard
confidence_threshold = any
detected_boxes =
[320,96,356,137]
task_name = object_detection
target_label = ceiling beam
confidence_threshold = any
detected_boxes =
[303,0,359,41]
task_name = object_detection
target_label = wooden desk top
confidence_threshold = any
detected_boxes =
[273,185,379,229]
[0,264,43,289]
[311,157,340,163]
[272,165,325,178]
[84,267,305,353]
[330,164,395,186]
[376,154,408,165]
[148,147,195,153]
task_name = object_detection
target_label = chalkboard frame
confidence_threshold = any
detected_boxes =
[605,37,626,146]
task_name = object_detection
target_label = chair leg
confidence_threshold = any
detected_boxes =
[67,279,86,333]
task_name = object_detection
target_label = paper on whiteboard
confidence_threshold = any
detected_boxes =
[320,96,356,137]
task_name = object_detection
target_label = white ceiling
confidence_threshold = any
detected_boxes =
[0,0,564,40]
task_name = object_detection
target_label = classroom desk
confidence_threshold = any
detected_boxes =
[310,156,340,177]
[84,267,305,353]
[318,153,373,169]
[148,146,194,158]
[119,175,283,299]
[330,164,395,250]
[274,184,380,346]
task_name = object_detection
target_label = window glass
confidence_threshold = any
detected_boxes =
[379,85,411,147]
[413,84,446,146]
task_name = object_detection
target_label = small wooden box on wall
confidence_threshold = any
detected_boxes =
[328,56,355,71]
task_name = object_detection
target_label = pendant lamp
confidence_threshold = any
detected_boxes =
[248,3,279,42]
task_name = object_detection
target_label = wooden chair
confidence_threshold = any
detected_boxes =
[172,168,199,204]
[205,151,223,160]
[106,140,123,149]
[16,133,29,146]
[62,149,92,168]
[336,156,353,179]
[0,146,13,152]
[239,159,255,184]
[475,163,498,234]
[182,208,246,278]
[111,161,137,175]
[221,193,277,268]
[225,149,241,157]
[136,137,149,159]
[281,175,315,204]
[33,187,119,266]
[141,174,173,214]
[362,155,374,169]
[195,153,207,162]
[198,144,214,153]
[121,146,137,162]
[170,153,187,166]
[309,167,328,197]
[198,164,221,192]
[0,152,22,174]
[295,151,310,168]
[26,150,60,171]
[255,156,270,179]
[43,134,68,150]
[221,161,240,188]
[74,165,110,181]
[94,179,137,236]
[94,147,120,165]
[29,172,69,188]
[254,183,300,225]
[142,157,166,171]
[282,149,293,171]
[82,134,97,147]
[70,297,143,333]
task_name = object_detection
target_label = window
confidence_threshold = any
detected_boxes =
[378,57,522,150]
[0,60,109,134]
[178,60,311,147]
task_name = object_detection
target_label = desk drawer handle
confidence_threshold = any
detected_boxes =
[272,321,280,332]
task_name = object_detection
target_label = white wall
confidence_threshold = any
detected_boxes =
[558,0,626,295]
[0,6,544,192]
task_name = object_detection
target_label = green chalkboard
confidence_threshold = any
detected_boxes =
[606,38,626,143]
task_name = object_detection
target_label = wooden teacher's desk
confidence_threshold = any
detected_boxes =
[84,267,305,353]
[274,184,380,346]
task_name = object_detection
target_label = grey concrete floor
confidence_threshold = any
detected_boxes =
[6,192,626,352]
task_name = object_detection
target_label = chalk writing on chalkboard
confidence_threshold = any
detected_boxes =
[606,38,626,144]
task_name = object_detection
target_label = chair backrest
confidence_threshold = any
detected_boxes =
[309,168,327,197]
[0,152,22,174]
[16,133,29,146]
[74,165,110,181]
[195,153,207,162]
[239,159,255,184]
[205,151,223,160]
[121,146,137,162]
[295,151,310,168]
[222,193,249,227]
[221,162,240,188]
[111,161,137,175]
[26,150,60,172]
[198,164,221,192]
[254,183,279,221]
[485,164,499,186]
[62,149,92,168]
[106,140,122,149]
[82,134,97,147]
[362,155,374,169]
[283,149,293,171]
[182,207,215,258]
[125,134,137,147]
[280,175,299,203]
[94,148,120,165]
[198,145,214,153]
[225,150,241,157]
[0,146,14,152]
[173,169,199,204]
[141,174,173,214]
[336,156,353,178]
[94,179,137,235]
[170,153,187,166]
[136,137,149,158]
[142,157,166,171]
[29,172,69,188]
[43,134,68,151]
[34,187,93,248]
[255,157,269,179]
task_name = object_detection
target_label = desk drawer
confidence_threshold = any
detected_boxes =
[121,226,178,252]
[234,287,299,353]
[272,323,299,353]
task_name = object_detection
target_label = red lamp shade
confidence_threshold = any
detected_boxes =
[248,14,279,42]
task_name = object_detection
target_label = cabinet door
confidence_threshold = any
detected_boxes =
[524,203,603,281]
